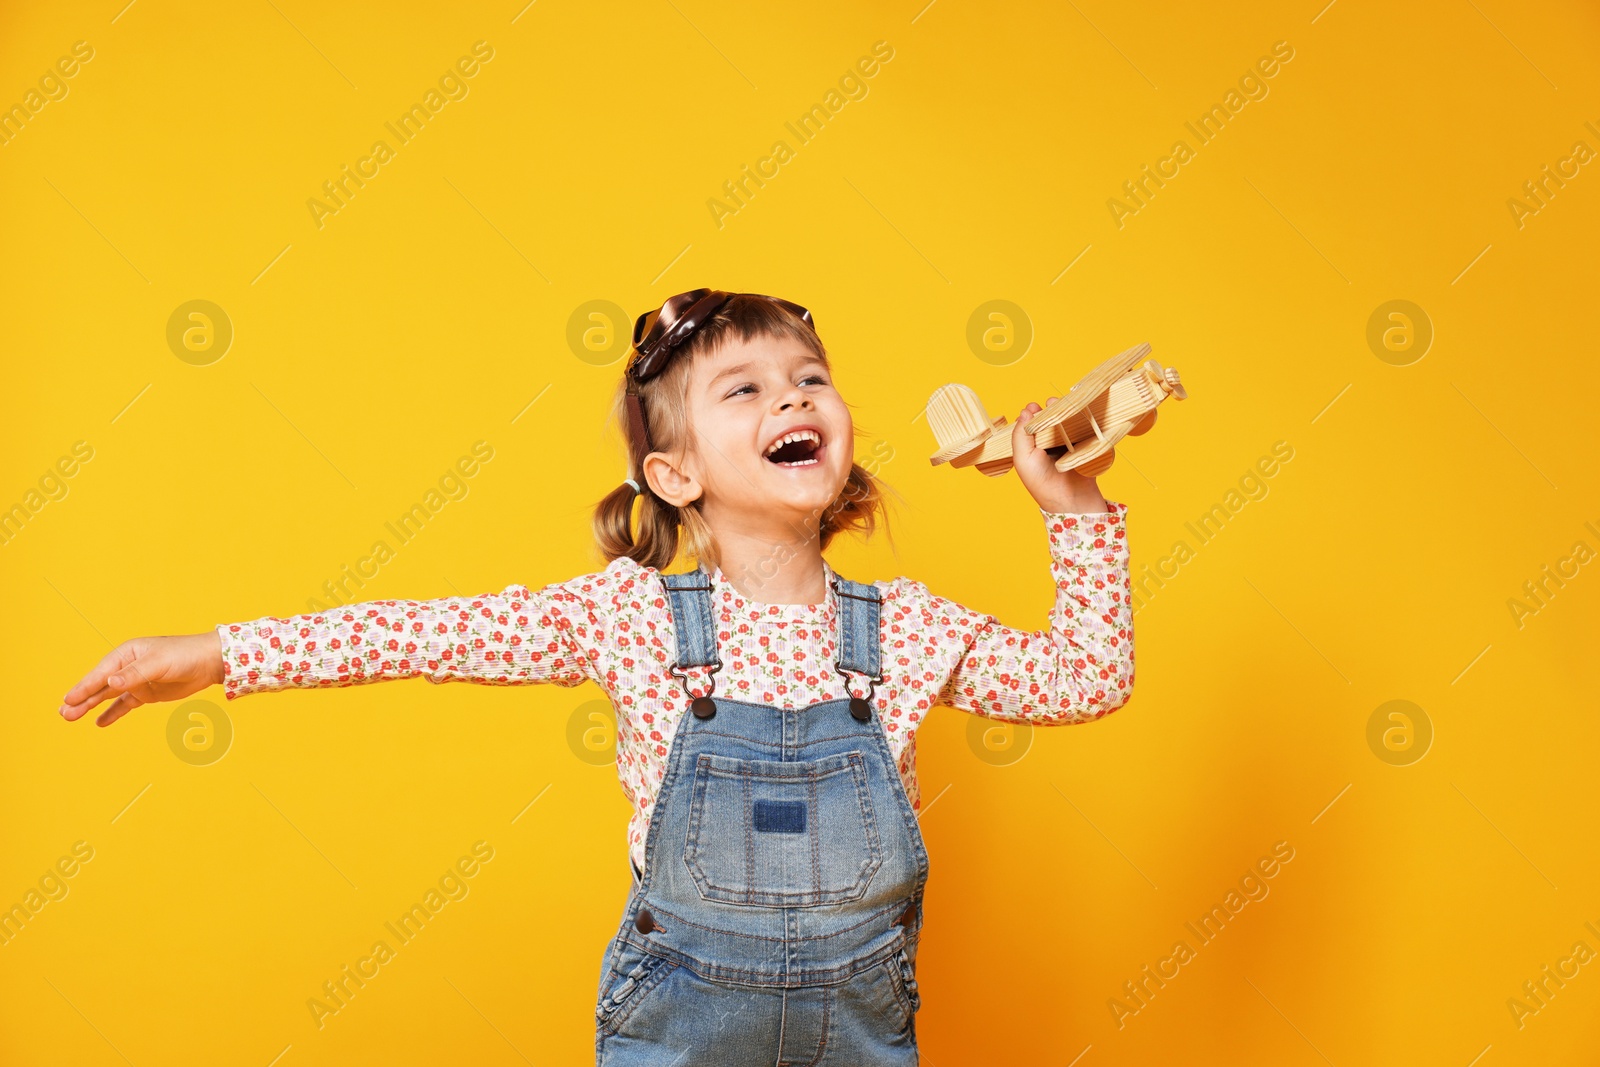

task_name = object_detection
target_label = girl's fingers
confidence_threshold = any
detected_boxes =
[1014,402,1042,456]
[1036,398,1062,456]
[60,656,151,721]
[60,686,113,721]
[96,692,144,728]
[62,644,136,706]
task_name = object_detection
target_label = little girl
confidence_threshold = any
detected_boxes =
[59,289,1134,1065]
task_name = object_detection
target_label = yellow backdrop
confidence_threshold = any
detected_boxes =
[4,0,1597,1063]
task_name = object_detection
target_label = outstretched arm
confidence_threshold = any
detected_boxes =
[214,569,618,700]
[60,562,629,726]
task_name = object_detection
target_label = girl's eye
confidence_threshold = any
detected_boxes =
[726,375,828,398]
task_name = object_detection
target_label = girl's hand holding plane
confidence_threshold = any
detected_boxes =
[1012,398,1109,514]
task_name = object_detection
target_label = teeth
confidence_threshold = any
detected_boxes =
[765,429,821,457]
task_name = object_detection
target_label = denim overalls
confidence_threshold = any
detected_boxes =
[595,563,931,1066]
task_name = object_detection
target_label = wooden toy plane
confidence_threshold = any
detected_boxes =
[926,343,1186,478]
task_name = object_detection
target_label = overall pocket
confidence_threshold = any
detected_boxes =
[595,942,679,1037]
[886,945,921,1030]
[683,750,883,907]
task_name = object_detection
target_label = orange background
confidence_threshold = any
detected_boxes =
[3,1,1598,1064]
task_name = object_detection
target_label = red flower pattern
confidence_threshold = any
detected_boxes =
[216,504,1134,874]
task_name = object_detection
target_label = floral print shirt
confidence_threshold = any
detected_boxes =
[216,503,1134,875]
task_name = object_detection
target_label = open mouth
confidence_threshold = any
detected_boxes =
[764,428,825,468]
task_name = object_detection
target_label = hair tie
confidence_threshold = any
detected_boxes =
[625,477,641,494]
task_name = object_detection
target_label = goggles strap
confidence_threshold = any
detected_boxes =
[624,388,653,473]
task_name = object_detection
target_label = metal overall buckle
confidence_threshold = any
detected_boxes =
[669,658,723,719]
[666,572,723,720]
[831,576,887,723]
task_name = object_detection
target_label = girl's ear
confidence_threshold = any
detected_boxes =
[642,451,703,508]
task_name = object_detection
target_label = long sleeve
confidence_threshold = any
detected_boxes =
[214,565,624,701]
[886,501,1133,725]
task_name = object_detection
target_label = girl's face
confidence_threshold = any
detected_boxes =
[657,331,854,531]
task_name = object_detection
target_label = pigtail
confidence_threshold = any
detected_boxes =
[593,480,649,566]
[593,381,693,572]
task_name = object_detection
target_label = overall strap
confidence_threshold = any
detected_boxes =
[663,563,883,684]
[662,563,719,669]
[831,572,884,681]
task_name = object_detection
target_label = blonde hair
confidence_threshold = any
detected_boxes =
[592,294,895,573]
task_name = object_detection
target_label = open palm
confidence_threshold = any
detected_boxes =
[59,632,225,727]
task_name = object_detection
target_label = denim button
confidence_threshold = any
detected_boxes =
[635,907,659,934]
[691,696,716,719]
[849,697,872,721]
